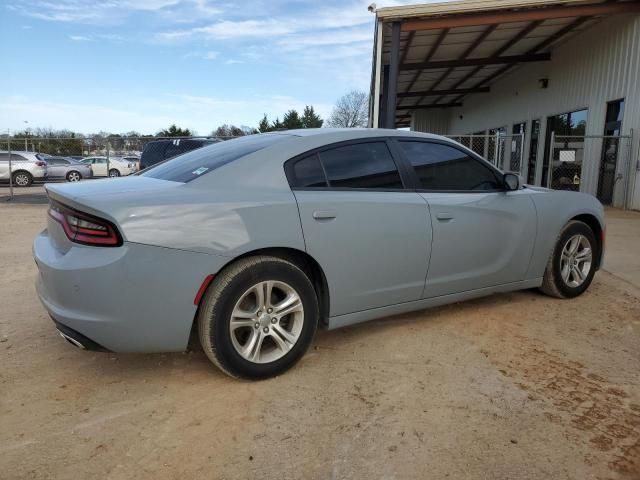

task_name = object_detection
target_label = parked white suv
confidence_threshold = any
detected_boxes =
[0,151,47,187]
[79,156,135,177]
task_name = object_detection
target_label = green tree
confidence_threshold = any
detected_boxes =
[282,110,303,129]
[157,124,192,137]
[258,114,271,133]
[301,105,323,128]
[271,117,284,130]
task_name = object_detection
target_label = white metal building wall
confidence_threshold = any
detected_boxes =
[412,15,640,209]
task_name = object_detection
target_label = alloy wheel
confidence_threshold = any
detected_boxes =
[560,234,592,288]
[229,280,304,364]
[68,172,81,182]
[14,174,29,186]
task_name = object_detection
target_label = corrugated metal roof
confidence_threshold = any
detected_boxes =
[375,0,603,21]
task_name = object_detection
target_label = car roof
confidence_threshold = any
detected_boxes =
[0,151,40,160]
[266,128,441,140]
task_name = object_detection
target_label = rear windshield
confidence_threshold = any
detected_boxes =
[142,134,288,183]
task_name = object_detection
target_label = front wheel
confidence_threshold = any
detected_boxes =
[108,169,120,177]
[539,220,597,298]
[198,256,318,379]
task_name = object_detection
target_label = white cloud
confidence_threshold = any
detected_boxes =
[183,50,220,60]
[68,34,92,41]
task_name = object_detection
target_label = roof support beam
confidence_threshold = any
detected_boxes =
[433,20,543,105]
[402,27,449,95]
[401,103,463,110]
[450,16,589,104]
[398,86,490,97]
[385,21,401,128]
[400,1,640,31]
[400,52,550,71]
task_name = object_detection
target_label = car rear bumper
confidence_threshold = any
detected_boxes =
[33,226,229,353]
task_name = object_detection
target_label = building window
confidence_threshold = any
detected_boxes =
[527,119,541,184]
[511,122,526,172]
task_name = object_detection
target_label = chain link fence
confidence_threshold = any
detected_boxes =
[548,133,634,208]
[446,133,525,176]
[1,134,239,199]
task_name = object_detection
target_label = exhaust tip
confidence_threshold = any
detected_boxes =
[58,330,86,349]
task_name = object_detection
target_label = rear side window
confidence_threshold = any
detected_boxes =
[140,141,168,169]
[291,154,327,188]
[142,134,287,183]
[319,142,403,189]
[399,141,501,191]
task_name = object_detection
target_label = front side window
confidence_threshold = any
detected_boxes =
[399,141,501,191]
[318,142,403,189]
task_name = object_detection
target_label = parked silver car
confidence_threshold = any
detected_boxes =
[33,129,605,379]
[0,151,47,187]
[44,156,93,182]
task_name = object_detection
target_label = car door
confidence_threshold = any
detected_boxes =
[46,159,65,178]
[289,139,432,317]
[394,139,537,298]
[0,153,9,179]
[93,158,107,176]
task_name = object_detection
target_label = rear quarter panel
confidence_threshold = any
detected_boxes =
[526,189,605,279]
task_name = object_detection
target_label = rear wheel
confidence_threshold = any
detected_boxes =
[66,171,82,182]
[108,169,120,177]
[198,256,318,379]
[12,171,32,187]
[540,220,597,298]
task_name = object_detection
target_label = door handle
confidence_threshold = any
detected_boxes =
[436,212,454,221]
[312,210,337,220]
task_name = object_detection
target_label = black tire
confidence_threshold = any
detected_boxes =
[108,169,120,177]
[539,220,598,298]
[12,171,33,187]
[198,256,318,380]
[66,171,82,182]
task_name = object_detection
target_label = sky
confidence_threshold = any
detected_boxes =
[0,0,431,135]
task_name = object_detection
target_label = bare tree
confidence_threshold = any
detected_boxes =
[326,90,369,128]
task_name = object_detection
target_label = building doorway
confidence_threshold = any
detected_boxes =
[597,99,625,205]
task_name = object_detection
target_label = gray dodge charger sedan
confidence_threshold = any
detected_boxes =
[33,129,604,379]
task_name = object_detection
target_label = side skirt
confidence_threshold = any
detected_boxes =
[327,278,543,330]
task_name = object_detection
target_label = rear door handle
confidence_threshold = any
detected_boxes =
[436,212,454,221]
[313,210,337,220]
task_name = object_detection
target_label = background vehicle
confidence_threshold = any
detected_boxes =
[68,156,85,161]
[34,129,604,380]
[44,156,93,182]
[139,138,219,170]
[79,156,135,177]
[0,151,47,187]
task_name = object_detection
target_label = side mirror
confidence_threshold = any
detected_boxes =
[503,172,520,191]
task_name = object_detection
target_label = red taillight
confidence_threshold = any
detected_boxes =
[48,201,122,247]
[35,161,46,167]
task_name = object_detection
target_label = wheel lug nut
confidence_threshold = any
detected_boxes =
[254,323,260,329]
[267,308,273,313]
[257,311,262,316]
[263,327,269,333]
[271,318,277,324]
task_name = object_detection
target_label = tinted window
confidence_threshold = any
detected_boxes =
[164,140,182,160]
[95,158,107,164]
[399,141,501,191]
[291,154,327,188]
[143,134,288,183]
[140,141,168,169]
[319,142,402,189]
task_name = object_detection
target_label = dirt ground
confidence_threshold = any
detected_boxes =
[1,187,639,480]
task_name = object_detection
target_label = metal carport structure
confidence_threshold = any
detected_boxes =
[369,0,640,129]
